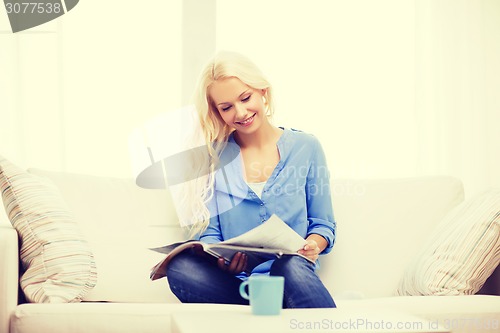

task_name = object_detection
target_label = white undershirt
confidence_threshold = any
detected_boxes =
[246,181,266,199]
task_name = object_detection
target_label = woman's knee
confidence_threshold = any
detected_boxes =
[166,250,203,282]
[270,255,314,276]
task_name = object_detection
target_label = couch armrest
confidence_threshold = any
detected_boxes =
[0,226,19,333]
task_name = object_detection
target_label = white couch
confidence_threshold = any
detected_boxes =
[1,168,499,333]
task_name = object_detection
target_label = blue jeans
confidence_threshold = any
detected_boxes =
[166,250,336,308]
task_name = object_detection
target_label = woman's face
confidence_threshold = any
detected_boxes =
[208,77,267,134]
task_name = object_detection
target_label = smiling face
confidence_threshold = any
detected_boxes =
[208,77,267,135]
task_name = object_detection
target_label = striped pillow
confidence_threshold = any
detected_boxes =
[397,189,500,295]
[0,156,97,303]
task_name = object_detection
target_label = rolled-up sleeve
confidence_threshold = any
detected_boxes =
[197,194,223,244]
[305,137,336,254]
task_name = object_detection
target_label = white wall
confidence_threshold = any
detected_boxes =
[216,0,500,197]
[0,16,63,169]
[60,1,183,177]
[0,1,183,177]
[414,0,500,197]
[216,0,418,179]
[1,0,499,196]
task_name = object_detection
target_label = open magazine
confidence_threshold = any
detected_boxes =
[150,214,313,280]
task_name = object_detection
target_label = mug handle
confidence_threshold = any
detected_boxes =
[239,280,250,300]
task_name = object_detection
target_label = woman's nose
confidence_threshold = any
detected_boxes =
[234,103,247,119]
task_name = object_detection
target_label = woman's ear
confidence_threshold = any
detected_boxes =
[261,88,268,97]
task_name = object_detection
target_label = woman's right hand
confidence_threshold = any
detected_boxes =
[217,252,247,274]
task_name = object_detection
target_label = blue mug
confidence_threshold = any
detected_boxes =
[239,275,284,315]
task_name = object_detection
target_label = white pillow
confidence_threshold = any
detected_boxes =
[397,189,500,295]
[0,156,97,303]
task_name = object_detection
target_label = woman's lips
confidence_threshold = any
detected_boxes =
[236,113,256,127]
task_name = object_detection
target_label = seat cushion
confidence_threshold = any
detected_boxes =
[11,297,500,333]
[9,303,246,333]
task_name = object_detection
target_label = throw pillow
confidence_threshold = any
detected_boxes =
[397,189,500,295]
[0,156,97,303]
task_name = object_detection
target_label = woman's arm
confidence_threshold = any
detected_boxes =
[198,195,223,243]
[304,137,336,255]
[198,195,249,274]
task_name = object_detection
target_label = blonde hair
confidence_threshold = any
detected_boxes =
[183,51,275,238]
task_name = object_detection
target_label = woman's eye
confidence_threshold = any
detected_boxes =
[242,95,251,102]
[221,106,232,112]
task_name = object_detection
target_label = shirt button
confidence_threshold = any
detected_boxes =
[260,203,264,206]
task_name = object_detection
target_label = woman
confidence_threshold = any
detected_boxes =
[166,51,336,308]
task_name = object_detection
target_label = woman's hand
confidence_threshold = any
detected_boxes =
[297,239,320,262]
[298,234,328,262]
[217,252,247,274]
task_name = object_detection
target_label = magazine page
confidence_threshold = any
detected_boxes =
[150,241,193,254]
[220,214,307,252]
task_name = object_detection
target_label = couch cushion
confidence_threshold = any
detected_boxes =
[319,176,464,298]
[10,297,500,333]
[397,189,500,296]
[29,169,185,303]
[9,303,247,333]
[23,170,467,302]
[0,156,97,303]
[9,303,201,333]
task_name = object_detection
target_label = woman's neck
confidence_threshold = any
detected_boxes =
[233,121,282,149]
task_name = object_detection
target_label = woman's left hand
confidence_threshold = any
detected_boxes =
[217,252,247,274]
[297,239,320,262]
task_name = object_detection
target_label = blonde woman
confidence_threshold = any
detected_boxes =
[166,51,336,308]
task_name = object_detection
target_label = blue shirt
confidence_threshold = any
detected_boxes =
[199,128,336,276]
